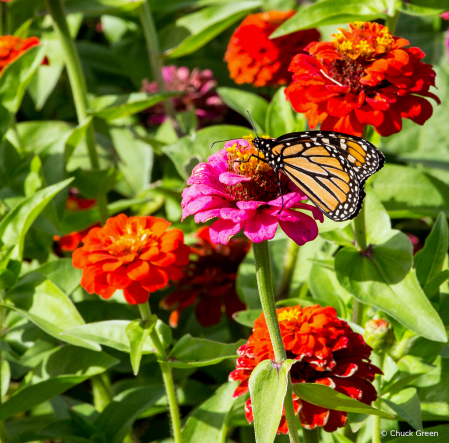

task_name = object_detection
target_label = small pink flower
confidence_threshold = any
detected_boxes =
[142,65,226,128]
[441,12,449,20]
[182,138,323,245]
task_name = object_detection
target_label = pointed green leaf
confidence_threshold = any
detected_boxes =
[0,346,118,420]
[292,383,392,418]
[217,87,268,133]
[125,316,157,375]
[167,335,245,368]
[182,382,238,443]
[382,388,422,430]
[415,212,448,287]
[249,359,296,443]
[3,272,100,351]
[232,309,262,327]
[94,386,165,443]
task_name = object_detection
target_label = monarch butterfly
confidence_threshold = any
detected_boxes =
[213,114,385,222]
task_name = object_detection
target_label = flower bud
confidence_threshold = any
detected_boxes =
[364,318,394,353]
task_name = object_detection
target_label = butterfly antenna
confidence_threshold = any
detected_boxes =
[246,110,259,139]
[210,139,237,149]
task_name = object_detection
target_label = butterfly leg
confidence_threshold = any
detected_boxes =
[276,170,284,214]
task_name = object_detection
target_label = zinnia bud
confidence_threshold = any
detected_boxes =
[363,318,395,353]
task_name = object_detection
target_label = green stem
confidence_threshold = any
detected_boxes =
[303,428,320,443]
[385,0,400,33]
[91,373,112,412]
[44,0,108,225]
[276,239,300,299]
[351,299,364,326]
[252,241,300,443]
[139,303,183,443]
[372,353,385,443]
[138,1,183,138]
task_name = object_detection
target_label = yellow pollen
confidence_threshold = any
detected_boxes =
[278,307,302,324]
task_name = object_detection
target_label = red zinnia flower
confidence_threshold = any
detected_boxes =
[225,11,320,87]
[285,22,440,136]
[229,305,381,433]
[0,35,40,73]
[160,226,250,327]
[72,214,190,304]
[53,189,98,252]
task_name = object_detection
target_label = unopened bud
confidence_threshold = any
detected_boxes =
[363,319,394,353]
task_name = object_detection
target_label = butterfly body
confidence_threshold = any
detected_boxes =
[252,131,385,222]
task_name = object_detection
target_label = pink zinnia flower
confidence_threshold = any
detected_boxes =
[142,65,225,128]
[181,137,323,245]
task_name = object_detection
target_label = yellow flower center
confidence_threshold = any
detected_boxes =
[106,224,156,257]
[332,22,395,60]
[278,307,303,324]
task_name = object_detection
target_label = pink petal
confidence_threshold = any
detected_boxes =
[219,172,251,185]
[209,219,245,244]
[194,208,225,223]
[220,207,254,222]
[279,212,319,245]
[182,196,227,220]
[244,212,279,243]
[224,139,250,149]
[292,202,325,222]
[268,191,307,209]
[236,201,263,210]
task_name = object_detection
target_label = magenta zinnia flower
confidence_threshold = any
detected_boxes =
[182,137,323,245]
[142,65,225,127]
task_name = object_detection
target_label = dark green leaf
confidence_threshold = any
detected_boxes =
[167,335,245,368]
[382,388,423,430]
[34,259,82,296]
[182,382,238,443]
[72,168,117,200]
[415,212,448,287]
[88,92,178,120]
[270,0,387,37]
[249,359,295,443]
[218,87,268,133]
[292,383,392,418]
[94,386,165,443]
[0,346,118,420]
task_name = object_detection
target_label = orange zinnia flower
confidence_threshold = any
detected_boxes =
[285,22,439,136]
[0,35,40,73]
[160,226,250,327]
[72,214,190,304]
[225,11,320,87]
[229,305,381,433]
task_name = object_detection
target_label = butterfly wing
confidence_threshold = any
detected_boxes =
[269,131,384,221]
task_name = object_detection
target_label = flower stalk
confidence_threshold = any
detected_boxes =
[44,0,109,225]
[252,241,301,443]
[372,352,385,443]
[137,2,183,138]
[139,302,183,443]
[303,428,320,443]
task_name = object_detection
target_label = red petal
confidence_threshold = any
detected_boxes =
[123,281,150,304]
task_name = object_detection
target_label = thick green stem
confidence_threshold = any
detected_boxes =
[44,0,108,224]
[92,373,112,412]
[371,353,385,443]
[252,241,301,443]
[139,303,183,443]
[276,239,300,299]
[138,1,183,138]
[303,428,320,443]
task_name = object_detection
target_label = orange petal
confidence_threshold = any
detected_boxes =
[126,260,150,281]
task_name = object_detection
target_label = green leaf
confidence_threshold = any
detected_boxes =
[167,335,245,368]
[423,270,449,299]
[1,360,10,402]
[88,92,178,120]
[63,0,145,14]
[415,212,448,287]
[163,125,250,180]
[94,386,165,443]
[72,168,117,200]
[336,251,447,342]
[371,165,449,218]
[382,388,423,430]
[270,0,387,37]
[292,383,392,418]
[3,272,100,351]
[0,346,118,420]
[249,359,295,443]
[218,87,269,133]
[265,87,304,138]
[232,309,261,327]
[125,316,157,375]
[182,382,238,443]
[388,425,449,443]
[34,258,82,296]
[63,320,164,354]
[0,45,46,139]
[160,1,261,58]
[0,178,73,261]
[64,117,92,164]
